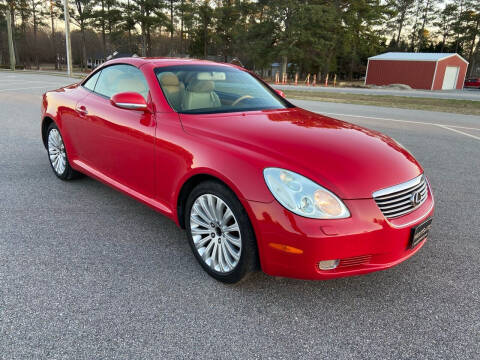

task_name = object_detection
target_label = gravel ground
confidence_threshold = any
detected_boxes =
[0,72,479,359]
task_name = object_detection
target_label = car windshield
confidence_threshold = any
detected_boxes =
[155,65,290,114]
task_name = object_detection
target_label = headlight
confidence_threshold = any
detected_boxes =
[263,168,350,219]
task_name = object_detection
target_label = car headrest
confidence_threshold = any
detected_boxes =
[159,72,180,87]
[187,80,214,93]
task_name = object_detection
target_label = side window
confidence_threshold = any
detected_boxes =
[83,70,101,91]
[94,64,149,101]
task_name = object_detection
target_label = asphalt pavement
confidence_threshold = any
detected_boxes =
[1,71,479,359]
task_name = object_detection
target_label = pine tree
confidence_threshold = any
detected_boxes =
[434,3,458,52]
[30,0,47,69]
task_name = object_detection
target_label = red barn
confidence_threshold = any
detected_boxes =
[365,52,468,90]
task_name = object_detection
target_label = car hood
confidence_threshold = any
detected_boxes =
[180,107,423,199]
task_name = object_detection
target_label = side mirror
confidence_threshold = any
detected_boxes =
[275,89,286,98]
[111,92,148,111]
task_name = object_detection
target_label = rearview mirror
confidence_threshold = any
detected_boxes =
[197,72,226,81]
[275,89,286,98]
[111,92,148,111]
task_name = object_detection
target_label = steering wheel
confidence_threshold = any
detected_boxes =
[232,95,254,107]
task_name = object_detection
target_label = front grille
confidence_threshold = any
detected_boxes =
[373,174,428,219]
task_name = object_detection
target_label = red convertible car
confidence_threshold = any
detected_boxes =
[41,58,434,283]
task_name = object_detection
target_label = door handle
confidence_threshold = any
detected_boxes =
[76,105,88,116]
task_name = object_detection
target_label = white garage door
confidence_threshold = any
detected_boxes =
[442,66,459,90]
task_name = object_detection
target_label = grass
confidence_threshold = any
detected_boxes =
[284,90,480,116]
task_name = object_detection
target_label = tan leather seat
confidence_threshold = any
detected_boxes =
[182,80,221,111]
[158,72,184,110]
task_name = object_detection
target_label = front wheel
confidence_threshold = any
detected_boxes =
[185,181,258,283]
[46,123,80,180]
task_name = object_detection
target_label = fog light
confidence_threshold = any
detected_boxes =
[318,259,339,270]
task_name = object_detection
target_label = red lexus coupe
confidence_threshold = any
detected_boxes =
[41,58,434,283]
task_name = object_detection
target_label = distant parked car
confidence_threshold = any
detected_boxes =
[464,78,480,89]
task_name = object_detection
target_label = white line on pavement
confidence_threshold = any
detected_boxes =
[0,79,67,85]
[0,86,55,92]
[437,125,480,141]
[321,111,480,132]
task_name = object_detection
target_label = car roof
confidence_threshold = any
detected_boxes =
[104,57,236,69]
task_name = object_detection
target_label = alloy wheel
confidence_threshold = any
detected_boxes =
[189,194,242,273]
[48,128,67,175]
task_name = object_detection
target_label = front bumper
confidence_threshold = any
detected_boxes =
[246,186,434,280]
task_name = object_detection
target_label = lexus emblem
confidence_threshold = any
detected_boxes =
[410,191,422,206]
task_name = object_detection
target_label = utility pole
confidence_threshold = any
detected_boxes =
[6,7,16,71]
[50,0,58,70]
[63,0,73,77]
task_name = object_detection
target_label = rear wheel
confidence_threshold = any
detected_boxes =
[46,123,80,180]
[185,181,258,283]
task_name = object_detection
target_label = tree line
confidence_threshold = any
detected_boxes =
[0,0,479,79]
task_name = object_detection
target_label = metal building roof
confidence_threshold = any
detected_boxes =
[369,52,468,63]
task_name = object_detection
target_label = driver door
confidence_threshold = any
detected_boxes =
[81,64,156,198]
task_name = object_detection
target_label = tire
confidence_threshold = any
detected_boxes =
[185,181,258,283]
[46,122,80,180]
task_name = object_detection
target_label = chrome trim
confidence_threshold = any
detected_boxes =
[375,181,426,202]
[114,102,146,110]
[389,181,434,229]
[375,183,427,205]
[373,174,428,219]
[380,198,412,210]
[372,174,424,198]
